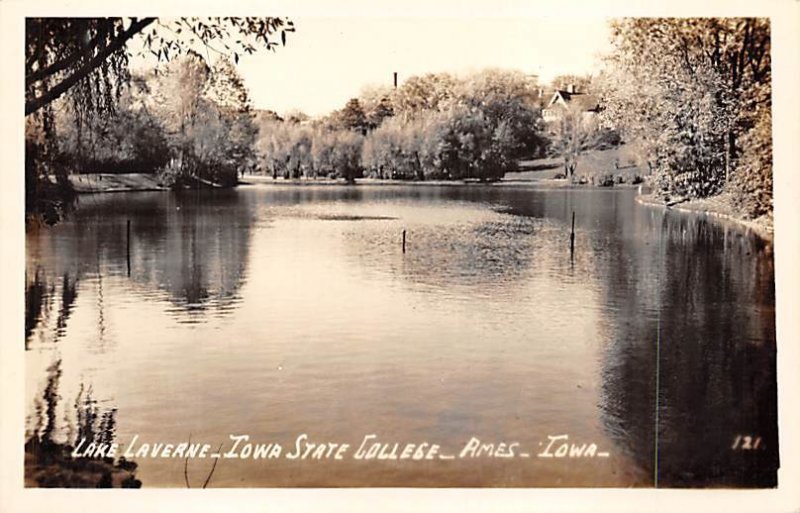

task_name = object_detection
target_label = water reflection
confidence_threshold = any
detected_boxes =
[25,269,51,347]
[24,185,777,487]
[25,357,141,488]
[598,210,777,487]
[25,190,256,333]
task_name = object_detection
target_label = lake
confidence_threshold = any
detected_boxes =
[24,184,778,487]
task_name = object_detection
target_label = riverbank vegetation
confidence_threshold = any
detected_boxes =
[24,17,772,227]
[601,18,772,220]
[256,70,548,182]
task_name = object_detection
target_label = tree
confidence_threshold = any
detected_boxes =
[359,70,545,182]
[392,73,457,120]
[365,97,395,130]
[284,110,310,124]
[25,17,294,221]
[551,103,600,180]
[25,17,294,116]
[145,54,258,187]
[358,84,395,130]
[551,74,592,93]
[602,18,771,211]
[337,98,368,133]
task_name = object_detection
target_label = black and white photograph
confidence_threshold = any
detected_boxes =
[2,0,800,511]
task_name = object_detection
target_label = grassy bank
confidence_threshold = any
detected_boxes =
[67,173,167,193]
[509,146,645,185]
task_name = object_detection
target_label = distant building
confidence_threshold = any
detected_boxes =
[542,84,601,123]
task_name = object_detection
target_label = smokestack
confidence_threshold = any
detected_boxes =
[393,72,398,89]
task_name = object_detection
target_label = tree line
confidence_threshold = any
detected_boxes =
[25,17,773,223]
[256,70,548,182]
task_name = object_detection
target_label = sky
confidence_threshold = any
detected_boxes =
[136,17,613,117]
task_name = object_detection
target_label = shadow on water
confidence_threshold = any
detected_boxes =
[598,209,778,487]
[25,268,78,349]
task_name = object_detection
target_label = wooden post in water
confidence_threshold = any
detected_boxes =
[570,211,575,256]
[126,219,131,276]
[402,229,406,253]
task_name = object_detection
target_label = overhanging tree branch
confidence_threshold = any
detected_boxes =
[26,23,112,87]
[25,17,156,116]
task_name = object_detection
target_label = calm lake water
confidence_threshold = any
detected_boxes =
[25,184,778,487]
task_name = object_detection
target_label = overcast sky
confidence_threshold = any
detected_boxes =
[137,17,613,117]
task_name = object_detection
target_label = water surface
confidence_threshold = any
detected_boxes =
[25,185,778,487]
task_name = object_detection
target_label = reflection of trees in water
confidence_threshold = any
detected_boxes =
[26,358,141,488]
[56,273,78,338]
[25,269,52,347]
[377,186,777,487]
[25,190,256,325]
[597,208,778,487]
[25,268,78,349]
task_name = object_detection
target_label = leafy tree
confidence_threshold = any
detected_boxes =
[602,18,771,212]
[259,69,546,184]
[551,74,592,93]
[284,110,310,124]
[148,54,258,187]
[365,97,395,130]
[254,109,283,124]
[550,103,601,180]
[358,84,395,130]
[337,98,368,133]
[25,17,293,221]
[392,73,457,120]
[25,17,293,116]
[256,121,313,179]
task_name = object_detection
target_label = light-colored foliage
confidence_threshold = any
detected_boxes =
[601,18,771,214]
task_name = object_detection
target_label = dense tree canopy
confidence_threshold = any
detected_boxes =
[256,69,546,182]
[601,18,771,216]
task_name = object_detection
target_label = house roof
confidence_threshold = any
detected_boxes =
[548,90,601,112]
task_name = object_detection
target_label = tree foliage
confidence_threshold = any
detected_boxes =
[148,54,258,187]
[551,74,592,93]
[256,121,363,182]
[25,17,293,116]
[550,103,602,180]
[25,17,293,222]
[601,18,771,215]
[254,69,545,184]
[364,70,545,180]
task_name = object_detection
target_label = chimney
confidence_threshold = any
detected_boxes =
[566,83,575,94]
[393,72,398,89]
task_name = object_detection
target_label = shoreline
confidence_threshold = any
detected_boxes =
[67,173,772,242]
[636,193,774,241]
[68,172,641,194]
